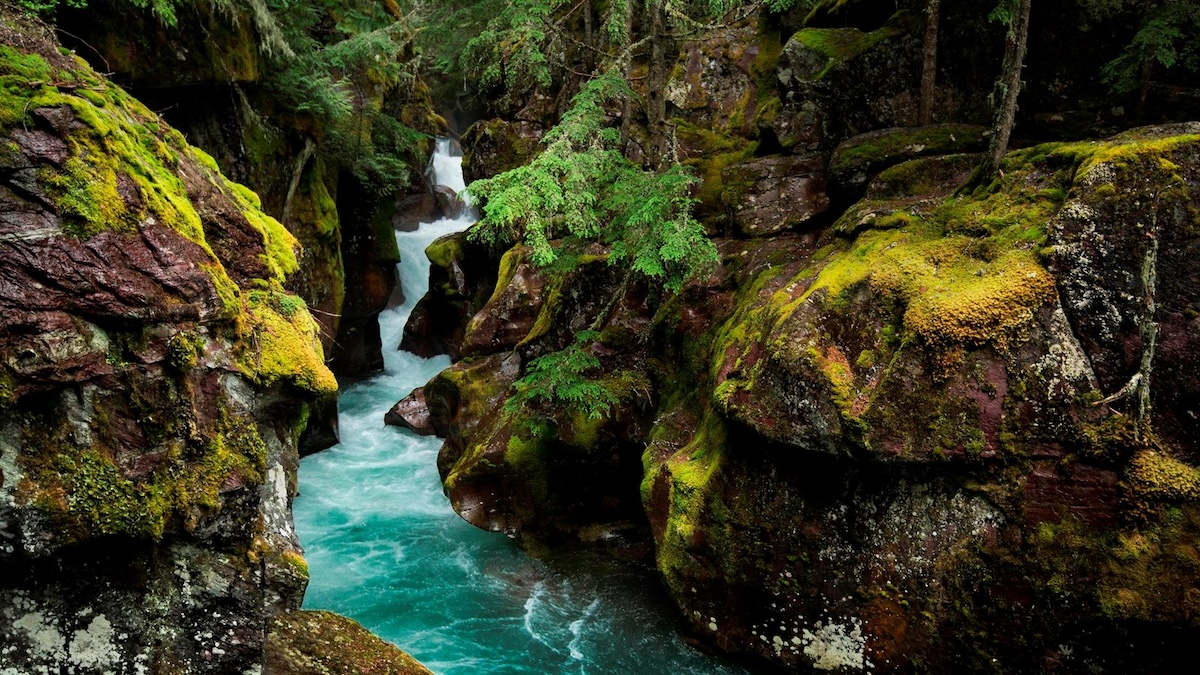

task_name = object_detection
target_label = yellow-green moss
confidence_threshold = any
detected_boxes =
[227,180,300,282]
[243,290,338,395]
[1128,451,1200,502]
[646,411,730,595]
[425,233,465,270]
[166,331,205,372]
[793,21,902,79]
[0,45,54,127]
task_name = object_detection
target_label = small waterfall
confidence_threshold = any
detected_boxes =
[293,140,748,675]
[429,137,469,197]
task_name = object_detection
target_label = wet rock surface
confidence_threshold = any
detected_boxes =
[432,125,1200,672]
[384,388,436,436]
[400,231,500,359]
[0,19,340,673]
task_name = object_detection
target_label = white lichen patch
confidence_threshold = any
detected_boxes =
[67,614,118,670]
[12,611,67,662]
[1037,301,1100,398]
[817,482,1002,579]
[263,463,293,538]
[801,617,869,671]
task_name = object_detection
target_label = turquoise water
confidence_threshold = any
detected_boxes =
[292,145,750,675]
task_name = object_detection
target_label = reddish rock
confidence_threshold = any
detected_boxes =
[459,251,548,357]
[720,154,829,236]
[384,387,436,436]
[432,185,468,220]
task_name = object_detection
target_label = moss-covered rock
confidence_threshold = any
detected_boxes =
[461,118,543,183]
[827,123,988,200]
[400,230,501,359]
[266,610,433,675]
[638,126,1200,672]
[0,16,333,673]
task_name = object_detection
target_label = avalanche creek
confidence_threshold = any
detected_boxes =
[293,142,747,675]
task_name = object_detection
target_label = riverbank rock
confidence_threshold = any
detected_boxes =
[0,19,335,672]
[401,231,500,359]
[266,610,433,675]
[385,388,436,436]
[431,126,1200,672]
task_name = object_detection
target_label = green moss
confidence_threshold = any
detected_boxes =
[676,121,757,213]
[647,411,729,595]
[793,22,901,79]
[0,45,54,127]
[16,392,270,543]
[166,331,205,372]
[425,232,465,270]
[868,154,981,200]
[830,125,986,181]
[243,290,338,394]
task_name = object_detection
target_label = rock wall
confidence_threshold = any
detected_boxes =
[419,3,1200,667]
[56,0,448,385]
[0,17,428,672]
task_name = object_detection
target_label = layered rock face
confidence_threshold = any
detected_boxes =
[417,3,1200,666]
[0,19,336,672]
[430,119,1200,673]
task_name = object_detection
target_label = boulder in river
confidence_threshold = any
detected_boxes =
[385,387,437,436]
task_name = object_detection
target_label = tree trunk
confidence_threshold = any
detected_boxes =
[620,0,634,151]
[981,0,1032,181]
[1136,56,1153,121]
[918,0,941,125]
[646,0,672,170]
[583,0,594,73]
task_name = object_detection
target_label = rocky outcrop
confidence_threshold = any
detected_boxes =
[431,126,1200,672]
[57,0,447,386]
[461,118,543,183]
[0,20,346,672]
[384,388,436,436]
[400,231,500,359]
[266,610,433,675]
[424,250,657,554]
[827,123,987,200]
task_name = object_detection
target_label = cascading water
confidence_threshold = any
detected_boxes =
[293,139,749,674]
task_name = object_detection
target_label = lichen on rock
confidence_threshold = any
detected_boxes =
[0,13,338,673]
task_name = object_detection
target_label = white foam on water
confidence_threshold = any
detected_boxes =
[567,598,601,661]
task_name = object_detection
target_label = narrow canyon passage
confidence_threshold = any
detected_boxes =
[292,141,747,674]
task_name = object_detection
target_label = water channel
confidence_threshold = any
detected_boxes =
[293,141,750,675]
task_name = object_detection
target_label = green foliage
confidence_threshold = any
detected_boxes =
[1100,2,1200,94]
[461,0,561,109]
[407,0,506,80]
[469,73,717,291]
[505,331,620,419]
[263,0,426,192]
[12,0,181,24]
